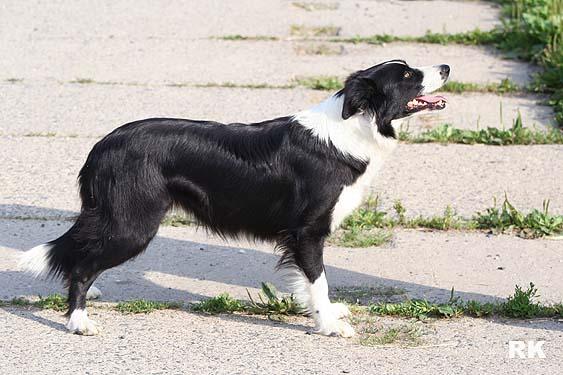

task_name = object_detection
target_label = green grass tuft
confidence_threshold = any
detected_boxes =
[115,299,182,314]
[341,197,470,232]
[333,194,562,248]
[247,282,303,316]
[464,300,498,317]
[475,195,563,238]
[193,285,303,317]
[502,282,544,318]
[192,293,246,314]
[405,206,473,231]
[34,294,68,312]
[493,0,562,126]
[341,196,391,230]
[5,295,68,311]
[333,228,393,248]
[294,75,343,90]
[413,29,501,45]
[367,284,563,320]
[402,115,563,145]
[441,78,522,94]
[339,28,500,46]
[338,34,398,45]
[369,289,463,320]
[466,283,563,318]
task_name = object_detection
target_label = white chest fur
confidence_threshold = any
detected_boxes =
[330,132,396,230]
[293,95,398,231]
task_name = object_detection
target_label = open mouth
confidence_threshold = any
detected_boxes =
[406,95,447,113]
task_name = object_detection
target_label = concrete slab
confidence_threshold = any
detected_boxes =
[1,307,561,375]
[2,220,563,304]
[0,0,500,39]
[2,215,562,374]
[1,137,560,219]
[0,40,536,86]
[0,84,554,137]
[408,93,555,130]
[376,144,563,217]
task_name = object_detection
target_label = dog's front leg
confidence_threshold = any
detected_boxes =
[307,270,355,337]
[282,232,355,337]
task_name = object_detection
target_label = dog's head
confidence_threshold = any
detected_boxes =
[338,59,450,137]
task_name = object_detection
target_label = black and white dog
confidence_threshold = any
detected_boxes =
[20,60,449,336]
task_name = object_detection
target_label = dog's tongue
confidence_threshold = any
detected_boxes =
[416,95,447,103]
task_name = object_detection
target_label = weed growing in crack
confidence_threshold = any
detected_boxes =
[475,196,563,238]
[115,300,182,314]
[192,293,246,314]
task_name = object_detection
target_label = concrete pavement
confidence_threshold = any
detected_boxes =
[1,0,562,374]
[0,41,537,86]
[0,84,554,136]
[0,0,500,39]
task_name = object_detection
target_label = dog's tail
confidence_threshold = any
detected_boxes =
[20,140,107,280]
[18,219,89,280]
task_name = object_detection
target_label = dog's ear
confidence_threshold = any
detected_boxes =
[341,73,379,120]
[340,72,396,137]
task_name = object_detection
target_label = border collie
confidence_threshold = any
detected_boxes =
[20,60,450,336]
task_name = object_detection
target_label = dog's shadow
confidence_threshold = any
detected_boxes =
[1,204,561,333]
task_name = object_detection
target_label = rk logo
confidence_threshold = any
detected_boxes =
[508,340,546,359]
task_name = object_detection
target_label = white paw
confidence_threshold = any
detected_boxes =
[66,309,100,336]
[315,318,355,338]
[86,285,102,300]
[330,302,350,319]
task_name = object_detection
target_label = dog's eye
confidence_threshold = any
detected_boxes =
[403,71,411,79]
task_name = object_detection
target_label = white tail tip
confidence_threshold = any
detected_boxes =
[18,244,53,278]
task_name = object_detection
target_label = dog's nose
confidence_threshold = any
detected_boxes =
[440,64,450,80]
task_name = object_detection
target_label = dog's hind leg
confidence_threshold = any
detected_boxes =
[67,223,163,334]
[66,230,160,335]
[278,226,355,337]
[66,260,103,335]
[65,208,165,335]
